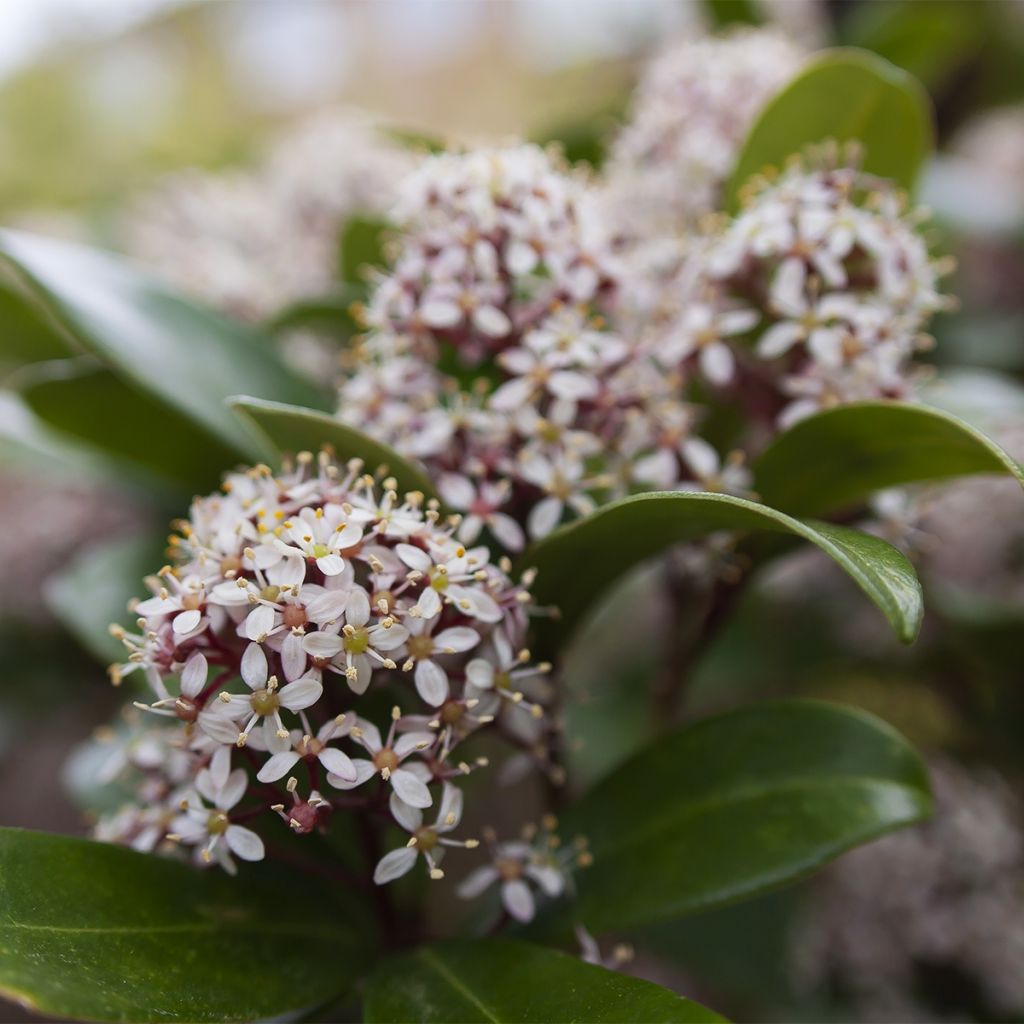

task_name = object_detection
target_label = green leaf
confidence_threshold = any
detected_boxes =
[0,828,367,1023]
[727,48,932,210]
[363,938,723,1023]
[19,359,236,491]
[46,533,167,665]
[340,215,389,285]
[229,395,437,498]
[703,0,761,28]
[0,229,329,462]
[522,491,923,645]
[753,400,1024,517]
[266,288,361,340]
[562,700,931,932]
[0,276,73,366]
[839,0,984,91]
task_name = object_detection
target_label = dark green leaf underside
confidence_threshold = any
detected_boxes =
[229,395,436,498]
[0,829,367,1023]
[522,491,922,644]
[754,400,1024,516]
[562,701,931,932]
[0,229,327,462]
[364,938,723,1023]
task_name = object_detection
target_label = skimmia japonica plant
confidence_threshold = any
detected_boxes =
[1,33,1023,1024]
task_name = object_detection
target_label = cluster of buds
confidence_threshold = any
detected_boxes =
[96,452,575,913]
[641,146,953,426]
[339,145,751,549]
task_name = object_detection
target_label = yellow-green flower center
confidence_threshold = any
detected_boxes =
[344,627,370,654]
[207,811,230,836]
[250,689,280,716]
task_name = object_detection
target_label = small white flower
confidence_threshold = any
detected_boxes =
[170,747,265,874]
[374,783,476,884]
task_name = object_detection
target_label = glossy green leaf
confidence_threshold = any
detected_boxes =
[364,938,723,1023]
[266,288,361,339]
[703,0,760,28]
[727,48,932,210]
[229,395,436,498]
[0,828,367,1023]
[0,229,328,461]
[0,277,73,365]
[522,491,923,644]
[340,215,389,285]
[46,533,167,665]
[562,701,931,932]
[20,359,236,491]
[754,400,1024,516]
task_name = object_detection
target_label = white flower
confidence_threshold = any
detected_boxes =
[303,586,409,694]
[457,839,567,923]
[374,783,476,883]
[170,747,265,874]
[437,474,525,552]
[199,641,322,747]
[329,710,436,808]
[401,618,480,706]
[257,712,357,784]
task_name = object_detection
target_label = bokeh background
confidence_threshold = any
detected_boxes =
[2,2,1024,1021]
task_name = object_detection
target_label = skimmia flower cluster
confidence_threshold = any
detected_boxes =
[640,147,953,426]
[339,144,751,547]
[602,29,805,239]
[94,452,579,916]
[123,111,416,322]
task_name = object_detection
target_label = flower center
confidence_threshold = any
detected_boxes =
[440,701,464,725]
[207,811,230,836]
[250,689,280,716]
[407,635,435,661]
[182,593,203,612]
[282,604,308,628]
[174,696,199,724]
[430,572,449,592]
[415,827,438,852]
[260,584,280,602]
[312,543,331,559]
[373,748,400,773]
[495,670,512,691]
[496,857,522,881]
[344,627,370,654]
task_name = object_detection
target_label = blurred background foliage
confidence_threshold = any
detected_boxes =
[2,1,1024,1022]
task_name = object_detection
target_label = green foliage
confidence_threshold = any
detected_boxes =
[838,0,984,91]
[703,0,761,29]
[561,701,931,932]
[727,49,932,210]
[754,400,1024,516]
[0,828,369,1023]
[340,215,390,285]
[0,230,328,474]
[523,491,923,645]
[363,938,723,1023]
[45,533,168,664]
[229,395,436,498]
[20,359,236,492]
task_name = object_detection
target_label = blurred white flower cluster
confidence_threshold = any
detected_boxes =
[792,757,1024,1021]
[635,149,953,426]
[602,29,805,240]
[338,143,751,547]
[95,452,584,915]
[123,111,416,322]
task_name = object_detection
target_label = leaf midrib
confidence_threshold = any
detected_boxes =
[418,947,502,1024]
[0,919,346,940]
